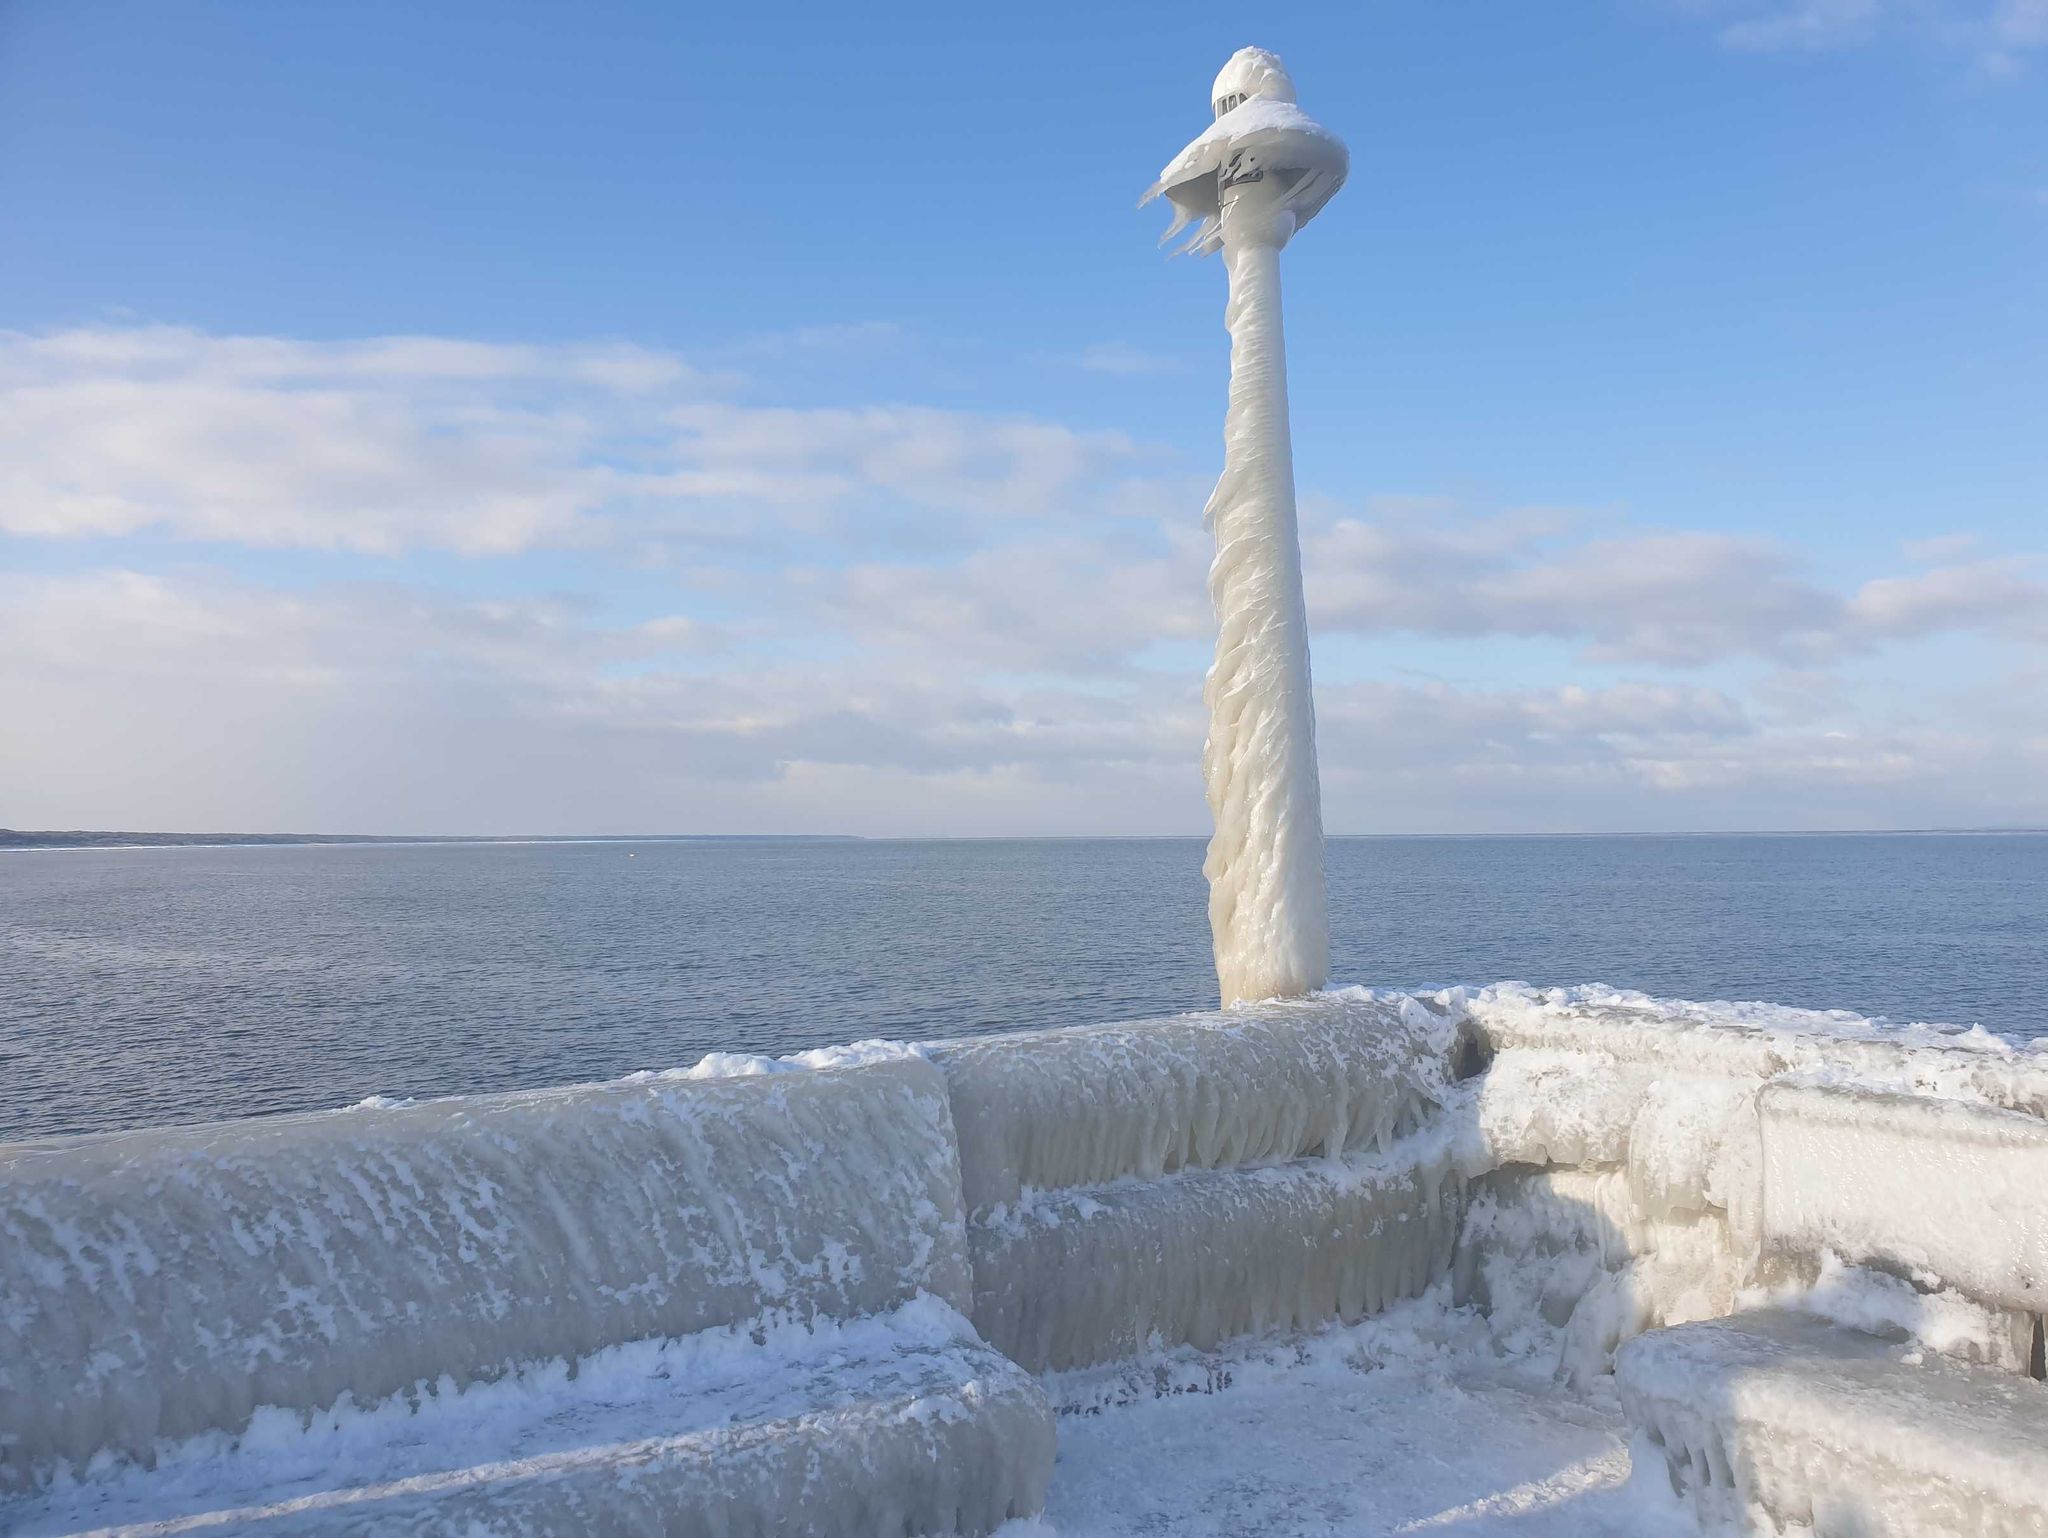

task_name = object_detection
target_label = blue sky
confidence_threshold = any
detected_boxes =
[2,0,2044,834]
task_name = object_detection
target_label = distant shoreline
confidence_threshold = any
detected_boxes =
[3,827,2042,852]
[0,831,862,852]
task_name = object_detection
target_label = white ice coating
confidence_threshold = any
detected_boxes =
[0,1057,978,1491]
[6,1298,1053,1538]
[925,989,1458,1214]
[14,981,2048,1532]
[1447,983,2048,1386]
[1147,49,1348,1006]
[972,1138,1464,1373]
[928,989,1463,1371]
[1761,1082,2048,1313]
[1618,1309,2048,1537]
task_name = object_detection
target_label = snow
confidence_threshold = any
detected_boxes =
[1033,1294,1691,1538]
[1464,984,2048,1112]
[1617,1309,2048,1538]
[0,1056,974,1490]
[5,1297,1054,1538]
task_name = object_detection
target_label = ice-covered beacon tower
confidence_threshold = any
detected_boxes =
[1146,47,1348,1007]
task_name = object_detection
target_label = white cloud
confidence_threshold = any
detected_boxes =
[1076,341,1181,376]
[1684,0,2048,67]
[2,325,2044,834]
[0,326,1140,557]
[4,565,2042,835]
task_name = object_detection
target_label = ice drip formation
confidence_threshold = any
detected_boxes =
[1146,48,1349,1008]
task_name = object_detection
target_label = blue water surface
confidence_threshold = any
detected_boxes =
[2,833,2041,1139]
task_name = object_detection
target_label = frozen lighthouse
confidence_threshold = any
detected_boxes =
[1147,48,1348,1007]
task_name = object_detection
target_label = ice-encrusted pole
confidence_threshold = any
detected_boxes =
[1146,48,1348,1006]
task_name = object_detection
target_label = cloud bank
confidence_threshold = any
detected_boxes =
[1,325,2042,834]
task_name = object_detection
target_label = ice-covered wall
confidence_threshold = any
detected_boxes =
[1762,1083,2048,1314]
[975,1139,1462,1373]
[1463,983,2048,1114]
[1619,1309,2048,1538]
[930,989,1466,1371]
[927,990,1458,1214]
[0,1056,973,1489]
[13,979,2048,1532]
[1451,983,2048,1381]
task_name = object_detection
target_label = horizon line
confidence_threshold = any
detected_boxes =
[6,825,2046,852]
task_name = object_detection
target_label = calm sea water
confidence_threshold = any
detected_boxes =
[2,833,2042,1140]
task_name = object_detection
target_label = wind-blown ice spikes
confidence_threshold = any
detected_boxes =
[1145,48,1348,1007]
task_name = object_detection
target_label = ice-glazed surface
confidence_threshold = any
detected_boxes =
[1466,983,2048,1112]
[4,1298,1054,1538]
[1618,1309,2048,1538]
[1143,50,1347,1006]
[1145,86,1349,257]
[1762,1083,2048,1313]
[1455,1167,1754,1389]
[1033,1290,1686,1537]
[0,1056,973,1489]
[970,1135,1462,1372]
[1195,225,1328,1007]
[927,989,1458,1213]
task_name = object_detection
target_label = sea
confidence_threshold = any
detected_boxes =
[2,832,2042,1141]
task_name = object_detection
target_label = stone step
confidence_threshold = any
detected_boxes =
[1617,1309,2048,1537]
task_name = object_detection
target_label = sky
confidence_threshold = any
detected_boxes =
[1,0,2044,836]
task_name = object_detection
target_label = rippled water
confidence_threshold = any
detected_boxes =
[2,833,2042,1139]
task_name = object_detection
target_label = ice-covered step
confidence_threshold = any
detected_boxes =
[0,1056,1054,1535]
[927,990,1457,1214]
[971,1141,1462,1372]
[1762,1082,2048,1313]
[3,1302,1052,1538]
[1617,1309,2048,1537]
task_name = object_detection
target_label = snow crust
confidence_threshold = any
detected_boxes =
[1034,1292,1687,1538]
[1618,1309,2048,1537]
[0,1056,973,1490]
[1465,983,2048,1113]
[6,1298,1053,1538]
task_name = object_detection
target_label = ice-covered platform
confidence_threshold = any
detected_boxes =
[5,983,2047,1536]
